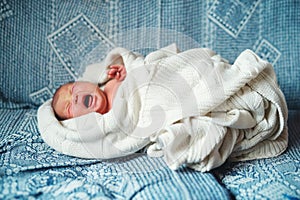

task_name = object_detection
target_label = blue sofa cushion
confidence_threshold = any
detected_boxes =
[0,108,230,199]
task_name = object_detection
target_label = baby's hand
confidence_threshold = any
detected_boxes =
[107,64,126,81]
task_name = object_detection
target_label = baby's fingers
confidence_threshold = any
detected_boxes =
[108,68,117,73]
[109,65,122,70]
[107,65,125,81]
[107,68,117,75]
[115,72,120,80]
[107,74,114,79]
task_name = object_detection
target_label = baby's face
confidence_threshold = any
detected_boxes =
[52,81,108,120]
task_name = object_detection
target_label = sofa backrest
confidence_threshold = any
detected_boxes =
[1,0,299,109]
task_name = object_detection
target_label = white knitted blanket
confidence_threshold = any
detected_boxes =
[38,44,288,172]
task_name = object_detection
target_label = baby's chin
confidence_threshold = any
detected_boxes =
[95,105,107,114]
[95,94,108,114]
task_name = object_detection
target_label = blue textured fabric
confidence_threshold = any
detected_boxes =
[1,0,300,199]
[0,109,230,199]
[0,0,299,109]
[214,110,300,199]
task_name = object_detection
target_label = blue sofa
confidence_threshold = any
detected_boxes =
[1,0,299,199]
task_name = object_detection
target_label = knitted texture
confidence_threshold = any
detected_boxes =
[38,46,288,173]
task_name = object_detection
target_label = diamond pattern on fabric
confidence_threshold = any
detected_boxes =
[254,38,281,65]
[208,0,261,38]
[29,87,53,105]
[48,14,115,79]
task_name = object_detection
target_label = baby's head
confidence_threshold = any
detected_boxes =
[52,81,108,120]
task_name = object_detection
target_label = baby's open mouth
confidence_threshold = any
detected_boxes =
[84,95,93,108]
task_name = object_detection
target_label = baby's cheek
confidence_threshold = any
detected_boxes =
[72,106,83,117]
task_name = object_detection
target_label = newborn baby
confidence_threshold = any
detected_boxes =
[52,64,126,120]
[39,45,288,172]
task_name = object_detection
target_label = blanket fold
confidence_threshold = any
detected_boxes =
[38,44,288,171]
